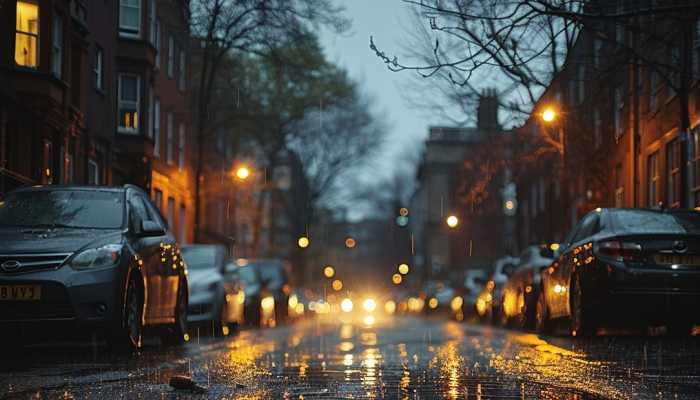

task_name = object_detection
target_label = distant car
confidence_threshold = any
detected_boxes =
[475,256,518,324]
[251,259,291,325]
[462,270,487,318]
[501,245,555,329]
[182,245,243,333]
[539,208,700,336]
[0,185,188,350]
[236,259,263,327]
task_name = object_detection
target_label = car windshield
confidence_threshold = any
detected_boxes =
[238,266,258,284]
[182,247,217,270]
[0,190,124,229]
[610,210,700,235]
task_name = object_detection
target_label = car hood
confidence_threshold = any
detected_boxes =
[0,227,123,254]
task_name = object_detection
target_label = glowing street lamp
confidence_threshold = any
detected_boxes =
[332,279,343,291]
[323,266,335,278]
[398,263,409,275]
[392,273,402,285]
[541,107,557,123]
[235,165,251,180]
[345,237,356,249]
[298,236,310,248]
[446,215,459,228]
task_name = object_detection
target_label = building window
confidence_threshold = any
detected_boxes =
[166,112,173,163]
[593,38,602,69]
[15,1,39,68]
[153,98,161,156]
[167,197,175,232]
[691,128,700,207]
[178,123,185,170]
[615,164,624,207]
[88,159,100,185]
[178,51,186,90]
[667,139,681,208]
[648,152,659,207]
[148,85,154,139]
[593,107,601,149]
[148,0,156,45]
[51,14,63,78]
[154,19,161,68]
[42,140,53,184]
[153,189,163,211]
[168,36,174,78]
[179,204,187,244]
[614,87,623,140]
[118,74,140,133]
[119,0,141,38]
[94,46,103,90]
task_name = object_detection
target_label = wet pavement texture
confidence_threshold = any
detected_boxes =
[1,316,700,399]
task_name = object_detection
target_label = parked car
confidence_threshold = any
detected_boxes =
[475,256,518,324]
[182,245,243,334]
[538,208,700,336]
[462,269,487,318]
[251,259,291,325]
[0,185,188,350]
[236,259,263,327]
[501,245,556,329]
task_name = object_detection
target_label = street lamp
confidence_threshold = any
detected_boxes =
[298,236,310,249]
[234,165,251,181]
[446,215,459,228]
[392,273,402,285]
[541,107,557,123]
[323,266,335,278]
[398,263,409,275]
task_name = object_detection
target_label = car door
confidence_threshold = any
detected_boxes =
[127,191,166,321]
[560,213,599,317]
[547,219,584,318]
[142,195,180,321]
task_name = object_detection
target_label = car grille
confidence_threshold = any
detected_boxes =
[0,253,71,275]
[0,282,74,320]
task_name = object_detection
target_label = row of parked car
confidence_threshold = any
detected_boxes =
[0,185,291,351]
[471,208,700,336]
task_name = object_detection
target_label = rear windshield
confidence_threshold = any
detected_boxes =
[610,210,700,235]
[182,247,218,270]
[0,190,124,229]
[238,266,258,284]
[254,261,287,287]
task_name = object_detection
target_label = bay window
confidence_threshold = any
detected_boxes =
[15,1,39,68]
[118,74,140,134]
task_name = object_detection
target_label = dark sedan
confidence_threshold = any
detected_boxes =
[538,208,700,336]
[0,185,188,350]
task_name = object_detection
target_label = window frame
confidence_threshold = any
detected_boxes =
[166,111,174,164]
[178,50,186,90]
[167,36,175,78]
[87,159,100,185]
[51,13,63,78]
[15,0,40,69]
[94,45,104,90]
[648,151,660,207]
[117,73,141,134]
[119,0,142,38]
[666,139,682,208]
[153,98,161,156]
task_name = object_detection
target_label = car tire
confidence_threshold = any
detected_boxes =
[570,273,596,337]
[111,274,144,352]
[535,289,552,334]
[163,279,188,346]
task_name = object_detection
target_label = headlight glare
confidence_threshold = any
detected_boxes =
[70,244,122,270]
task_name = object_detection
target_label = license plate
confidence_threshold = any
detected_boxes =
[654,254,700,266]
[0,285,41,300]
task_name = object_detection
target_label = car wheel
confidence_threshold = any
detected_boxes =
[164,280,188,346]
[570,273,596,337]
[111,274,143,351]
[535,289,551,334]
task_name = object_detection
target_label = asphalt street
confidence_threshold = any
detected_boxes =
[1,315,700,399]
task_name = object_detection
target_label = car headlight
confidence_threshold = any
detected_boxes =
[70,244,122,270]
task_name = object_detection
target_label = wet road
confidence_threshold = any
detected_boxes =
[2,315,700,399]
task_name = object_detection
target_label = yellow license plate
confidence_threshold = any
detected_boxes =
[0,285,41,300]
[654,254,700,266]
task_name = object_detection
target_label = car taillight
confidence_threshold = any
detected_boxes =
[594,241,642,262]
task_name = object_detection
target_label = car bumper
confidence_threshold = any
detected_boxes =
[0,265,123,327]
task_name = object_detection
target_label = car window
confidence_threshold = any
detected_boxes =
[182,247,217,270]
[572,213,598,243]
[128,194,152,226]
[143,196,168,230]
[610,210,700,234]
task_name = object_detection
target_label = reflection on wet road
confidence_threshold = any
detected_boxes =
[2,316,700,399]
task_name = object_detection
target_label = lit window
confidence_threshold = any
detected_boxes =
[119,0,141,38]
[118,74,140,133]
[166,112,173,163]
[168,36,174,78]
[15,1,39,68]
[52,14,63,78]
[94,46,103,90]
[153,98,161,156]
[178,123,185,170]
[179,51,186,90]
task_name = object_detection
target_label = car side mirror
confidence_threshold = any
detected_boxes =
[140,220,166,237]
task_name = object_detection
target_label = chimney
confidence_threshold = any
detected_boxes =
[477,88,500,133]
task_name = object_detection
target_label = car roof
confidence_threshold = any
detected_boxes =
[9,184,132,194]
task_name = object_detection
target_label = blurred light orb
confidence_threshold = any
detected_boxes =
[399,207,409,217]
[398,263,409,275]
[235,166,250,180]
[505,200,515,210]
[392,273,402,285]
[384,300,396,314]
[345,237,356,249]
[341,298,354,313]
[363,298,377,313]
[332,279,343,291]
[446,215,459,228]
[428,298,439,309]
[298,236,310,248]
[550,243,560,251]
[288,294,299,309]
[363,315,376,326]
[541,108,556,122]
[323,266,335,278]
[261,296,275,311]
[450,296,464,312]
[396,216,409,227]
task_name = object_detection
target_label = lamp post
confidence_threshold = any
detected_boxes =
[230,164,251,256]
[539,105,565,162]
